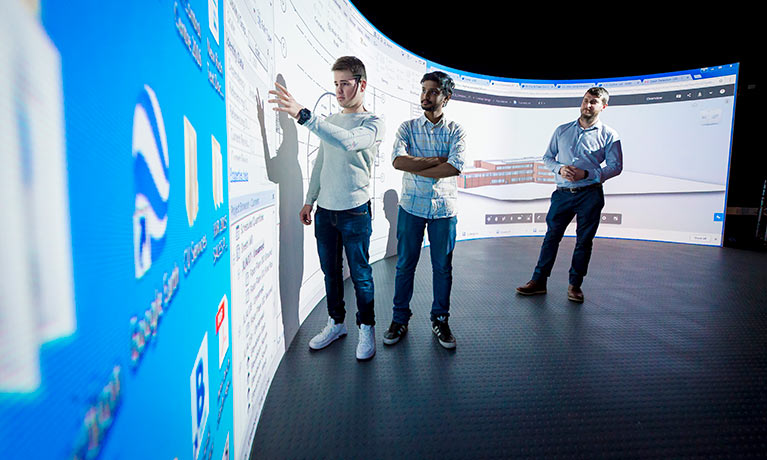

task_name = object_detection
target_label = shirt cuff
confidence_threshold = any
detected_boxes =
[302,113,318,131]
[446,157,463,173]
[392,149,407,161]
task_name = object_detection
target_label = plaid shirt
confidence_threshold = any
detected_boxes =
[392,115,466,219]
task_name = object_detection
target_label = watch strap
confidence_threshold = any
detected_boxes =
[297,108,311,125]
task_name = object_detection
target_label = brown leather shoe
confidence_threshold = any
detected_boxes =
[516,280,547,295]
[567,285,584,303]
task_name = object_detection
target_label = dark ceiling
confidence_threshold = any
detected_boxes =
[351,2,759,83]
[350,2,763,220]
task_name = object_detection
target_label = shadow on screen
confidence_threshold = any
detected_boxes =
[258,73,302,348]
[384,189,399,258]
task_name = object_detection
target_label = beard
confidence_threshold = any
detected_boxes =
[580,110,597,122]
[421,100,435,111]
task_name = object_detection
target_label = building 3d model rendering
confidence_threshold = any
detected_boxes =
[458,159,556,188]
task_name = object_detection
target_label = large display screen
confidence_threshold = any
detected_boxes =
[0,0,737,459]
[450,65,737,246]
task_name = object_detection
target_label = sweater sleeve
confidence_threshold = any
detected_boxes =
[303,114,384,152]
[304,143,323,205]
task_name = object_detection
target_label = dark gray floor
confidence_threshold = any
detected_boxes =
[250,237,767,459]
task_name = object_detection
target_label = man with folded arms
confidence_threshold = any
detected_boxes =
[384,71,466,349]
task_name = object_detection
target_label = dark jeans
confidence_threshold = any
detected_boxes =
[392,207,457,324]
[533,185,605,287]
[315,202,375,326]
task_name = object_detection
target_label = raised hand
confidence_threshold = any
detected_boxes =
[267,81,304,119]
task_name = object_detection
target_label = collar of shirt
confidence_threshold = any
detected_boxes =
[419,113,448,128]
[574,118,602,134]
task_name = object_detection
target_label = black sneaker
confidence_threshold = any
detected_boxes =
[383,321,408,345]
[432,316,456,349]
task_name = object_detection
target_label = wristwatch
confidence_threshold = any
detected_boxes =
[297,108,311,125]
[584,170,589,179]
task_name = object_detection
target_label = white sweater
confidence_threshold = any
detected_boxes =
[303,111,385,210]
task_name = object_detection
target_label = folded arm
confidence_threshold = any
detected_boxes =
[393,155,447,172]
[415,124,465,178]
[391,122,465,179]
[410,162,460,178]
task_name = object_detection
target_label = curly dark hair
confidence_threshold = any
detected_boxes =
[421,71,455,96]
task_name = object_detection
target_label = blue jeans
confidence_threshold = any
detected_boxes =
[392,207,456,324]
[315,203,375,326]
[533,186,605,287]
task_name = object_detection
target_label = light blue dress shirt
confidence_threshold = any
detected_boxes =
[543,119,623,188]
[392,115,466,219]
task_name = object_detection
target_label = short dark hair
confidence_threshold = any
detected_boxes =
[586,86,609,105]
[331,56,367,81]
[421,71,454,97]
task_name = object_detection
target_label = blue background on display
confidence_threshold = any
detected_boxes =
[1,1,232,459]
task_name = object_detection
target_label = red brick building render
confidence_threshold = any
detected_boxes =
[457,158,556,188]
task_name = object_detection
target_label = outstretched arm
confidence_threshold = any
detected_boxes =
[268,81,382,151]
[303,116,382,151]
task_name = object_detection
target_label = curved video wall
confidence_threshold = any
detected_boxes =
[0,0,738,459]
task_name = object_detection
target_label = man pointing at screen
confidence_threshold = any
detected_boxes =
[517,87,622,303]
[268,56,385,360]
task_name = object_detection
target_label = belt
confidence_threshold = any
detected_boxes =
[557,183,602,193]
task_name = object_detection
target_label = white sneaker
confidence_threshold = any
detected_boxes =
[356,324,376,360]
[309,317,347,350]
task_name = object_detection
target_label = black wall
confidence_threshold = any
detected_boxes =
[352,2,763,248]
